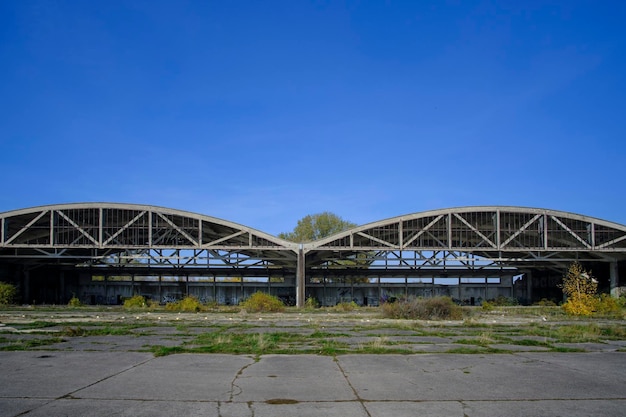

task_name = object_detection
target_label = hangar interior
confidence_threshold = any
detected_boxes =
[1,203,624,307]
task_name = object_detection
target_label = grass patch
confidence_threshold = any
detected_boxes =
[510,339,551,347]
[553,324,602,343]
[549,346,587,353]
[382,296,463,320]
[5,321,59,330]
[445,347,488,354]
[61,325,138,337]
[1,307,625,356]
[151,345,186,357]
[310,331,351,338]
[0,337,64,351]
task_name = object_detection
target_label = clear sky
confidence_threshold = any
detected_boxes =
[1,0,625,235]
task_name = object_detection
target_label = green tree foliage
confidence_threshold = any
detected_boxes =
[279,212,369,282]
[0,282,17,305]
[278,212,357,242]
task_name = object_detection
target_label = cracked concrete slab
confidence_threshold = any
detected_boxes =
[0,351,152,398]
[73,354,255,402]
[253,401,369,417]
[12,399,217,417]
[233,355,357,402]
[1,351,625,416]
[461,399,626,417]
[337,353,626,402]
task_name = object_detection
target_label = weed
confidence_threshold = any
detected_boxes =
[481,301,494,311]
[445,347,487,354]
[68,296,83,307]
[333,301,358,312]
[304,296,319,309]
[123,295,147,309]
[382,297,463,320]
[240,292,285,313]
[0,337,63,351]
[549,346,586,353]
[0,282,17,305]
[595,294,622,316]
[600,325,626,339]
[553,324,602,343]
[534,298,557,307]
[165,296,204,312]
[151,345,186,356]
[62,326,86,336]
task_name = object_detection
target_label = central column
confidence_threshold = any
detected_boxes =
[610,261,619,298]
[526,270,533,304]
[296,245,306,308]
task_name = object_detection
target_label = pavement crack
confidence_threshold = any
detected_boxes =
[228,355,257,402]
[63,355,157,400]
[12,355,157,416]
[335,357,372,417]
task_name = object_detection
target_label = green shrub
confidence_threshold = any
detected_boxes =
[492,295,519,306]
[304,296,319,309]
[166,295,203,312]
[0,282,17,305]
[240,292,284,313]
[595,294,622,315]
[334,301,358,312]
[481,300,494,311]
[382,296,462,320]
[534,298,557,307]
[123,295,147,309]
[68,296,83,307]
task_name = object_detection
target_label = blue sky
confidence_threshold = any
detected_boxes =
[1,0,625,235]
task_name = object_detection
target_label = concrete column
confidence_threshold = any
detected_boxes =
[484,277,489,301]
[610,261,619,298]
[296,246,305,308]
[526,270,533,304]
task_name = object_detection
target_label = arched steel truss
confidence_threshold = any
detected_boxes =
[305,206,626,267]
[0,203,298,275]
[1,204,625,305]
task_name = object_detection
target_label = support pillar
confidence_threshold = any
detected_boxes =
[484,277,489,301]
[526,270,533,305]
[296,246,305,308]
[610,261,619,298]
[158,275,162,303]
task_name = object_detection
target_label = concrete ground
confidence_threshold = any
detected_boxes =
[1,351,625,417]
